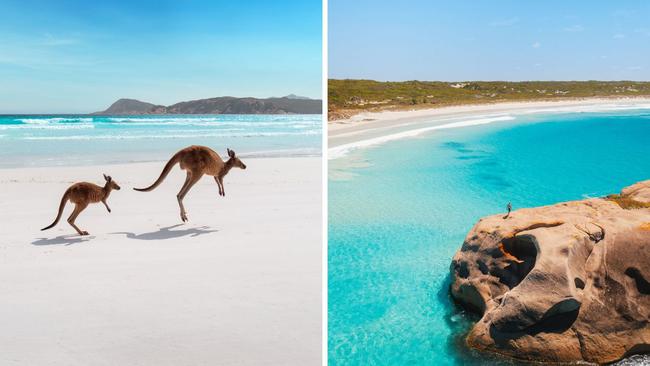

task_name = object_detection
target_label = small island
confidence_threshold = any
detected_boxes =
[95,95,322,115]
[450,181,650,364]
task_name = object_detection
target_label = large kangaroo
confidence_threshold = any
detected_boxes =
[42,174,121,236]
[134,145,246,222]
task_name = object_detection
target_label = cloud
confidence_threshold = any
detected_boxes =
[612,33,625,39]
[612,9,634,18]
[563,25,584,32]
[41,33,79,46]
[531,41,541,48]
[489,17,519,27]
[635,28,650,37]
[628,66,643,71]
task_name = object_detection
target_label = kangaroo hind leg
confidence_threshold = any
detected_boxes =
[68,203,89,236]
[177,171,202,222]
[177,172,192,222]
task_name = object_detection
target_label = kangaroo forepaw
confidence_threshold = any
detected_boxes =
[181,213,188,222]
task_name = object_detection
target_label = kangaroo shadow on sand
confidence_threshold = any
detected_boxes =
[31,235,96,246]
[110,224,218,241]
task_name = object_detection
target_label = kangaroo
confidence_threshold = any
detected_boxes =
[41,174,121,236]
[133,145,246,222]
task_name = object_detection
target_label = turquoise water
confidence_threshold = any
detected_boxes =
[328,110,650,365]
[0,114,321,168]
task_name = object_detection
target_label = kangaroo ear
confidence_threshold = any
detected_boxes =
[228,148,235,158]
[103,173,111,182]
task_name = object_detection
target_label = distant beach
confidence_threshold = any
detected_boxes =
[329,97,650,160]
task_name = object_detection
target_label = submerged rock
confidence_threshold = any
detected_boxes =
[450,180,650,364]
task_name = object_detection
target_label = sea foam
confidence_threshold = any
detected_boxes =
[328,115,515,160]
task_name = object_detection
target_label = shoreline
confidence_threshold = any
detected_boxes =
[0,114,322,169]
[328,97,650,160]
[328,96,650,126]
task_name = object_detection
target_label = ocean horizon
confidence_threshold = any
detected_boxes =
[328,109,650,365]
[0,114,322,168]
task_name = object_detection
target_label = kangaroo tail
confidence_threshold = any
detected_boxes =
[133,152,181,192]
[41,191,69,231]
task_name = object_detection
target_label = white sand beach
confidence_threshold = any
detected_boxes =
[329,97,650,160]
[0,157,321,365]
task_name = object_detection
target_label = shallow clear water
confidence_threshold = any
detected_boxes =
[0,114,321,168]
[328,110,650,365]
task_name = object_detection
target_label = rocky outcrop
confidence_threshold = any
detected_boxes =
[450,180,650,364]
[94,96,322,115]
[98,98,165,114]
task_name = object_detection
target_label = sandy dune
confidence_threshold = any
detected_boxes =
[0,157,321,365]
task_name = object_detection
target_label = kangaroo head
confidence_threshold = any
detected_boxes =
[103,173,121,190]
[227,148,247,170]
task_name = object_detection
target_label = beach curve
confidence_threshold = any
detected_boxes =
[328,98,650,160]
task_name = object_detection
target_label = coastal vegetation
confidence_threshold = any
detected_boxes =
[607,193,650,209]
[328,79,650,120]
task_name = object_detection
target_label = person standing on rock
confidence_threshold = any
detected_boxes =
[504,202,512,219]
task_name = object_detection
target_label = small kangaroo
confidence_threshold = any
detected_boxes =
[134,145,246,222]
[42,174,121,236]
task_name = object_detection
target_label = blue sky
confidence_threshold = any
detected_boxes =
[330,0,650,81]
[0,0,322,113]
